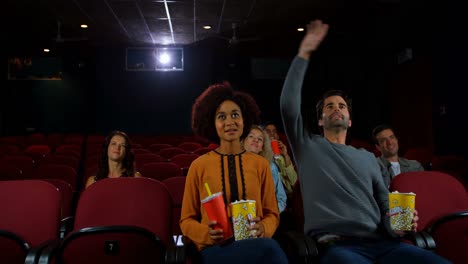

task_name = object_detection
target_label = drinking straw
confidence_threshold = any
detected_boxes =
[204,182,212,196]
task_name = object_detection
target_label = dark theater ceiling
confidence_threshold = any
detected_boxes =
[6,0,434,53]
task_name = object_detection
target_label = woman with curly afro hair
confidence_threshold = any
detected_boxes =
[180,82,288,264]
[85,130,141,188]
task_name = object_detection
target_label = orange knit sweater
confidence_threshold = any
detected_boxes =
[180,151,279,251]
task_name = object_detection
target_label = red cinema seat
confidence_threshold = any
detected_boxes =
[149,143,173,153]
[158,147,186,160]
[162,176,186,235]
[177,142,203,153]
[170,154,199,176]
[47,177,175,264]
[140,162,182,181]
[390,171,468,263]
[33,164,78,191]
[0,180,61,264]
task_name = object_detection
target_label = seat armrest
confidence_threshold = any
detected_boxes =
[165,242,186,264]
[427,211,468,233]
[59,216,74,239]
[419,231,436,249]
[424,211,468,250]
[30,239,61,264]
[180,236,202,264]
[277,231,319,264]
[402,232,428,249]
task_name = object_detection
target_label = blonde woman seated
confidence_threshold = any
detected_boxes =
[243,125,287,213]
[85,130,141,188]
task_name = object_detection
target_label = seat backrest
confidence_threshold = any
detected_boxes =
[0,144,22,155]
[26,133,47,146]
[41,154,80,171]
[132,148,152,155]
[349,138,374,152]
[0,164,23,180]
[290,180,304,233]
[390,171,468,230]
[193,147,213,156]
[59,177,172,263]
[46,133,65,149]
[134,153,165,170]
[0,180,61,247]
[85,143,101,157]
[162,177,186,206]
[431,155,468,183]
[177,142,203,152]
[148,143,173,153]
[33,164,78,190]
[403,147,433,169]
[153,135,184,147]
[158,147,186,160]
[56,144,82,153]
[74,177,173,245]
[162,177,186,235]
[24,144,51,157]
[140,162,182,181]
[169,154,199,169]
[41,179,74,219]
[0,136,25,147]
[86,135,105,145]
[0,155,35,178]
[55,144,82,160]
[63,134,84,145]
[85,153,100,168]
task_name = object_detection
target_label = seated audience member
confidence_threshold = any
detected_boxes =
[180,82,288,264]
[280,19,450,264]
[263,121,298,194]
[85,130,141,188]
[372,124,424,187]
[243,125,287,213]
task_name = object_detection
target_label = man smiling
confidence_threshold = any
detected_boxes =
[372,124,424,187]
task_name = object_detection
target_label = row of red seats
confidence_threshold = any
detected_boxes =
[0,177,186,264]
[0,133,212,150]
[0,133,85,150]
[0,155,198,189]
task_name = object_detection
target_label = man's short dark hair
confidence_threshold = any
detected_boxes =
[372,124,395,144]
[263,121,276,128]
[315,90,352,123]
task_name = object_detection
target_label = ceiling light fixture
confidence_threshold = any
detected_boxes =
[297,28,304,32]
[155,47,184,71]
[44,48,50,53]
[81,24,88,29]
[163,0,175,45]
[203,25,212,30]
[158,53,171,64]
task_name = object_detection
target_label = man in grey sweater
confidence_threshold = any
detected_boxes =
[280,20,450,264]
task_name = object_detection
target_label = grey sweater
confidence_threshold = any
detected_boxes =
[280,57,391,239]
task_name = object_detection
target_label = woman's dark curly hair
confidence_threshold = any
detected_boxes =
[192,82,261,144]
[95,130,136,181]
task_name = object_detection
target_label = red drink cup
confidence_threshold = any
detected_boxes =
[201,192,233,239]
[271,140,281,156]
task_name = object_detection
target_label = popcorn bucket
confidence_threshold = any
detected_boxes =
[229,200,256,241]
[388,192,416,231]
